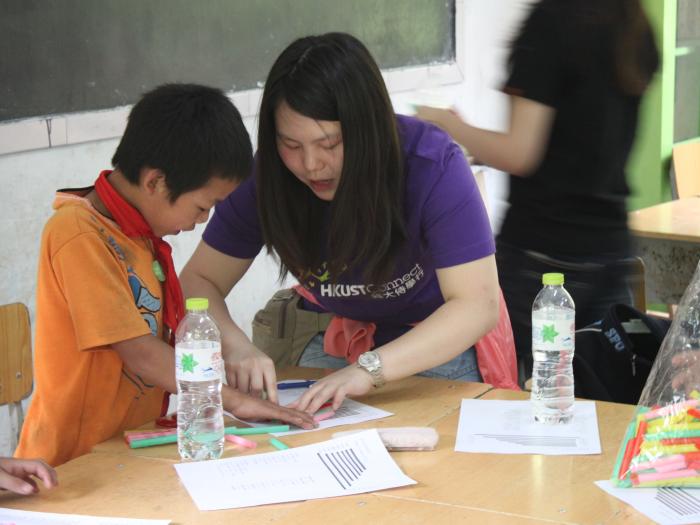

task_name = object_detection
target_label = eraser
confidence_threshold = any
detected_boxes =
[333,427,439,451]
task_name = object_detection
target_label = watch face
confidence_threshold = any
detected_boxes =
[359,351,379,369]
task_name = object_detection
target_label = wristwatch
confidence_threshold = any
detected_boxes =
[357,350,385,388]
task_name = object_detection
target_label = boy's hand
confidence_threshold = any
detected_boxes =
[0,457,58,495]
[289,366,374,414]
[224,388,316,429]
[223,341,278,403]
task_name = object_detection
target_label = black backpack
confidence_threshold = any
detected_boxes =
[573,304,671,405]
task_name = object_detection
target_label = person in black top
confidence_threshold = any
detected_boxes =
[418,0,659,383]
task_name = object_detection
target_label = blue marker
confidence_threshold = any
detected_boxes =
[277,380,316,390]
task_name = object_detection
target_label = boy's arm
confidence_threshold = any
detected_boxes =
[180,240,279,403]
[111,335,315,428]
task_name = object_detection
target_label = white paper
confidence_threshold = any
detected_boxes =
[596,480,700,525]
[0,508,169,525]
[455,399,601,455]
[174,429,416,510]
[230,380,393,436]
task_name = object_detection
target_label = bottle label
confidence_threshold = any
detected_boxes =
[532,318,574,350]
[175,342,223,381]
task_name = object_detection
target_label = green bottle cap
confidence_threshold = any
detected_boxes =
[542,273,564,286]
[185,297,209,311]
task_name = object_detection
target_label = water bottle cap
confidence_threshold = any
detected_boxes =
[542,273,564,285]
[185,297,209,311]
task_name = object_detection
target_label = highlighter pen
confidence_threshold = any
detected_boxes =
[129,434,177,448]
[277,380,316,390]
[224,434,257,448]
[643,399,700,420]
[314,410,336,423]
[269,437,290,450]
[648,422,700,433]
[129,425,291,448]
[646,430,700,441]
[125,428,177,442]
[224,425,290,435]
[630,453,688,473]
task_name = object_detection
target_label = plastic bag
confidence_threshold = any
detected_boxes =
[611,260,700,488]
[475,288,520,391]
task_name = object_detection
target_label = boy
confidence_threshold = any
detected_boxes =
[15,84,314,467]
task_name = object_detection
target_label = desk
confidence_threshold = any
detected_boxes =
[0,371,653,524]
[91,367,491,460]
[629,197,700,303]
[387,389,649,525]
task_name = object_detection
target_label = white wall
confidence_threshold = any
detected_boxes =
[0,0,531,456]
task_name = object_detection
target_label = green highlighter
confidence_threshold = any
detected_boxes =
[129,425,291,449]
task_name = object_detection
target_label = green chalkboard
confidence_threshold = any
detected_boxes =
[0,0,455,122]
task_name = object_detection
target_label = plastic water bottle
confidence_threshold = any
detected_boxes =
[175,298,224,460]
[531,273,576,424]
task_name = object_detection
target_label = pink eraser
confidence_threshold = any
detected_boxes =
[333,427,439,451]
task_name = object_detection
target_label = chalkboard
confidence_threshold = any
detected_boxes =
[0,0,455,122]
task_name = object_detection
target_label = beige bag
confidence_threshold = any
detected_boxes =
[252,288,333,368]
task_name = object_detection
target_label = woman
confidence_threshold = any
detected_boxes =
[181,32,502,413]
[418,0,659,382]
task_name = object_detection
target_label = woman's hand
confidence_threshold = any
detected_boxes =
[290,366,374,414]
[223,340,278,403]
[0,457,58,495]
[415,105,458,132]
[223,388,316,429]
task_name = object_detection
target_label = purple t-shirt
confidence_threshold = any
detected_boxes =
[203,115,495,346]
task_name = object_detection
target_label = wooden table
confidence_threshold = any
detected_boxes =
[0,369,655,524]
[629,197,700,303]
[386,389,650,525]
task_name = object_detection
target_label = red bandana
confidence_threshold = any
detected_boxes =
[94,170,184,415]
[94,170,185,342]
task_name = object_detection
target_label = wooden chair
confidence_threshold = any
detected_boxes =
[659,141,698,316]
[671,141,700,199]
[0,303,33,451]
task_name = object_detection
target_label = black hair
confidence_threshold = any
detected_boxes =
[112,83,252,202]
[257,32,406,284]
[613,0,660,96]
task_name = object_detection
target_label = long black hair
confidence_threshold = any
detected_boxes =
[613,0,659,96]
[257,32,406,283]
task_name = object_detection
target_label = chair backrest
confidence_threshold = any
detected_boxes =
[671,141,700,199]
[628,256,647,313]
[0,303,33,405]
[473,169,488,212]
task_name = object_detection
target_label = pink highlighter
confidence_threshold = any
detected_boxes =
[314,409,336,423]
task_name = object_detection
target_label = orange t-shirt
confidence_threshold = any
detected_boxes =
[15,191,167,466]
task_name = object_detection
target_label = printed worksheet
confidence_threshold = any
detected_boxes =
[596,480,700,525]
[0,508,169,525]
[174,429,416,510]
[455,399,601,455]
[230,380,393,436]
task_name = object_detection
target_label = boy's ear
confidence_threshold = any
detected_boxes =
[141,167,167,195]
